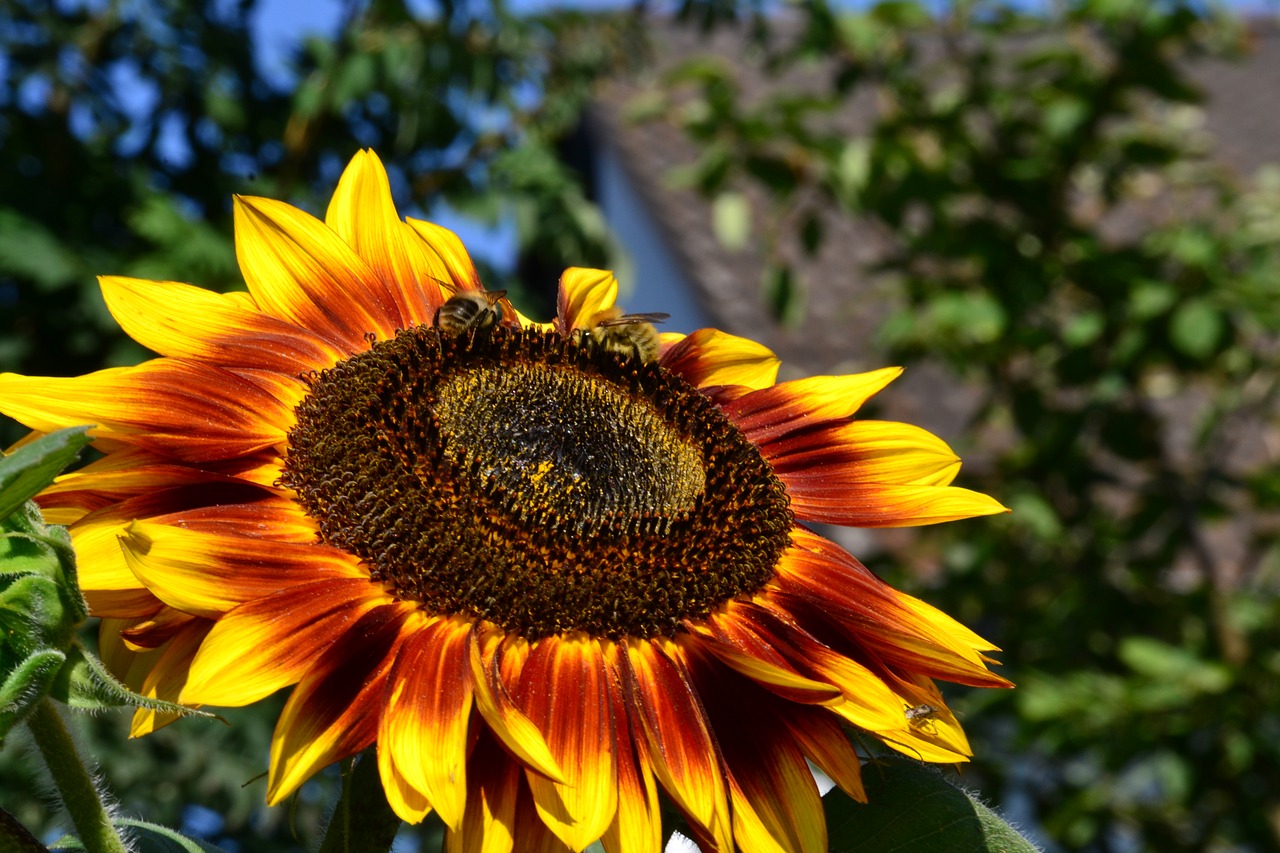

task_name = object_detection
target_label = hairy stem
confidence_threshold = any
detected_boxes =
[26,699,127,853]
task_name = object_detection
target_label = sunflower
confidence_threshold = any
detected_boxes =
[0,150,1010,852]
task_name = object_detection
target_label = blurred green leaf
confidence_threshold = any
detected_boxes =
[711,192,751,250]
[1169,298,1224,359]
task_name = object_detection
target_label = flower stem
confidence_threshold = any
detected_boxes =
[318,750,401,853]
[26,698,128,853]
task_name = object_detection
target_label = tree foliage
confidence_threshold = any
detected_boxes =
[659,1,1280,849]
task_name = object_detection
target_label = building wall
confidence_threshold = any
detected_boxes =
[594,139,712,336]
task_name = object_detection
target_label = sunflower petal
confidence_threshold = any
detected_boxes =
[446,733,520,853]
[378,739,434,824]
[766,420,963,488]
[622,638,732,853]
[235,194,400,347]
[694,608,843,706]
[661,328,780,390]
[181,578,389,706]
[600,644,663,853]
[517,634,617,851]
[722,368,903,443]
[267,604,414,803]
[100,276,343,373]
[325,150,445,326]
[119,522,368,619]
[469,627,565,784]
[779,709,866,803]
[555,268,618,334]
[741,601,905,733]
[0,361,292,461]
[127,619,213,737]
[406,218,484,293]
[379,615,475,830]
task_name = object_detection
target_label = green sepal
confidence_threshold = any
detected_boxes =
[826,757,1040,852]
[50,818,229,852]
[0,649,66,742]
[0,426,92,522]
[51,644,215,721]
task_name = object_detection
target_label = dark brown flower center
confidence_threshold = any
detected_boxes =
[282,325,793,639]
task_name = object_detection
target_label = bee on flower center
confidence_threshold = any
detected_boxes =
[434,290,507,337]
[573,306,671,364]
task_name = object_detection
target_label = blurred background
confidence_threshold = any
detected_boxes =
[2,0,1279,850]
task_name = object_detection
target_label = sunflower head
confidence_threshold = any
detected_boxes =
[0,150,1010,853]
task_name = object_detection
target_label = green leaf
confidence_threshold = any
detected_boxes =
[0,427,92,523]
[51,645,216,720]
[1169,299,1224,360]
[0,649,65,742]
[51,818,229,852]
[827,757,1039,852]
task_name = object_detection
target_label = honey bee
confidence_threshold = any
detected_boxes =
[434,290,507,336]
[574,306,671,364]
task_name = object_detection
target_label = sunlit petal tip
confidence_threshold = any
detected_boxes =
[555,267,619,333]
[660,328,781,390]
[405,218,483,293]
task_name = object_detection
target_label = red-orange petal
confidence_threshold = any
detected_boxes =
[777,707,866,803]
[379,615,475,829]
[621,638,732,852]
[446,732,521,853]
[721,368,903,444]
[697,673,825,853]
[100,276,343,373]
[516,634,617,850]
[0,360,293,462]
[324,149,444,327]
[234,195,400,348]
[693,608,843,706]
[268,603,415,803]
[468,626,564,783]
[182,578,390,707]
[119,522,369,619]
[600,644,662,853]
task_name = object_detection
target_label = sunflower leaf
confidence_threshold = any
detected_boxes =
[50,645,216,720]
[0,427,92,523]
[825,757,1040,852]
[50,818,229,852]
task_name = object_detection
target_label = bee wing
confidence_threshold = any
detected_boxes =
[596,312,671,326]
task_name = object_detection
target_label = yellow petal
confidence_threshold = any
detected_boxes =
[100,276,342,372]
[518,634,618,850]
[234,194,399,347]
[555,268,618,334]
[379,616,475,830]
[406,218,483,293]
[326,150,444,326]
[661,328,780,390]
